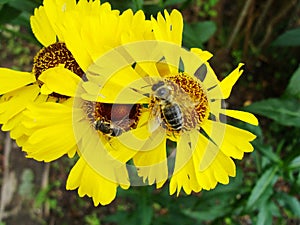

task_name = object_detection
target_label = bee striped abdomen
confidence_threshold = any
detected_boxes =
[162,102,183,131]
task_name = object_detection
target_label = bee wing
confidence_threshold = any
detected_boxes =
[148,103,162,133]
[113,117,133,128]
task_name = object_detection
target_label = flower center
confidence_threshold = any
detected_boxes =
[32,42,84,99]
[150,73,209,134]
[84,101,142,136]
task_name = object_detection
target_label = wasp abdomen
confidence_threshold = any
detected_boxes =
[162,102,183,131]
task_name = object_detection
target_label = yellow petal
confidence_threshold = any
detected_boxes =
[23,101,73,129]
[80,11,119,62]
[121,10,153,43]
[30,6,56,46]
[21,100,77,162]
[0,68,36,94]
[169,9,183,45]
[151,9,183,45]
[201,119,256,159]
[38,65,81,97]
[191,48,213,62]
[170,133,202,196]
[219,63,244,99]
[43,0,76,42]
[192,131,236,189]
[225,109,259,126]
[75,119,130,186]
[0,85,39,124]
[115,124,166,153]
[60,11,93,71]
[132,132,168,187]
[23,123,77,162]
[195,169,217,190]
[198,120,223,171]
[84,63,149,104]
[66,157,119,206]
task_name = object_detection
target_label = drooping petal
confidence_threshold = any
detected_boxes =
[193,131,236,189]
[0,69,36,94]
[169,132,202,196]
[73,116,130,187]
[201,119,256,159]
[38,65,81,97]
[22,100,77,162]
[0,85,39,124]
[66,157,124,206]
[132,129,168,188]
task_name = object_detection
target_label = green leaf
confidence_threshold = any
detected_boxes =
[8,0,38,13]
[246,167,278,209]
[164,0,188,6]
[284,65,300,98]
[245,98,300,127]
[254,142,281,164]
[102,0,137,12]
[256,202,273,225]
[0,3,21,24]
[277,193,300,217]
[183,21,216,48]
[182,205,232,222]
[0,0,10,4]
[272,27,300,46]
[139,204,153,225]
[288,155,300,170]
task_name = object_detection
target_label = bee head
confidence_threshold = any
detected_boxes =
[152,81,172,101]
[151,81,165,91]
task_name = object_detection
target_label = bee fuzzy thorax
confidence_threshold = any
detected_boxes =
[150,73,209,135]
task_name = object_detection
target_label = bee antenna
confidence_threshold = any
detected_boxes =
[130,87,150,98]
[141,84,152,89]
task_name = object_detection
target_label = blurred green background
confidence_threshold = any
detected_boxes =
[0,0,300,224]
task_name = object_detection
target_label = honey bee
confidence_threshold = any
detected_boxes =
[150,80,184,132]
[94,119,125,137]
[92,103,141,137]
[148,79,197,133]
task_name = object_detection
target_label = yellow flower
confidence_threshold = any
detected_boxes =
[0,0,83,150]
[14,1,258,205]
[21,1,174,206]
[82,41,258,195]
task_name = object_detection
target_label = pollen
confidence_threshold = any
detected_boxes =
[167,73,209,124]
[32,42,84,99]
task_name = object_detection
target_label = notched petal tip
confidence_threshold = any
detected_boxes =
[219,63,244,99]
